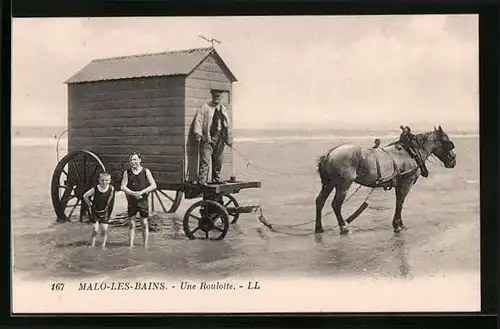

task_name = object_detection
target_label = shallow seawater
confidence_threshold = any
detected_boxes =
[12,136,480,282]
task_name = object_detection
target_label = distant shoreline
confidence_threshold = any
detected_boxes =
[11,126,479,139]
[12,133,479,146]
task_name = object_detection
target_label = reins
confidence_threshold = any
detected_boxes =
[231,146,311,177]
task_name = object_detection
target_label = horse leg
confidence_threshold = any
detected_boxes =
[392,179,413,233]
[332,180,353,235]
[315,183,335,233]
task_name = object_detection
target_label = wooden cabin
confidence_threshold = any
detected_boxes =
[64,47,237,188]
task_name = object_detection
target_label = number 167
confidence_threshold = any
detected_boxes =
[51,283,65,291]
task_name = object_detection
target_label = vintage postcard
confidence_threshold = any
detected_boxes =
[11,15,480,314]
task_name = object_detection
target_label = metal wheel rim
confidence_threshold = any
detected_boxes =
[50,149,108,222]
[183,200,229,240]
[222,193,240,224]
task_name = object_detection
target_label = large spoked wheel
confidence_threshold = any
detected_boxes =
[222,193,240,224]
[151,189,183,213]
[51,150,109,223]
[183,200,229,240]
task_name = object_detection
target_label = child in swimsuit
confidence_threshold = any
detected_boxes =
[83,172,115,249]
[120,152,157,249]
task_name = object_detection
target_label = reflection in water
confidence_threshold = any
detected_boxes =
[256,227,269,240]
[311,233,353,272]
[169,216,183,240]
[309,229,414,279]
[391,235,412,279]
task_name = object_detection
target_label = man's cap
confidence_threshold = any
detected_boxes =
[210,89,224,95]
[374,138,381,142]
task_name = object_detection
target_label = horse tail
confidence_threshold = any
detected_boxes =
[317,153,329,185]
[317,145,342,185]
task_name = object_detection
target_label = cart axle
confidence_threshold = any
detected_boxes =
[226,205,261,215]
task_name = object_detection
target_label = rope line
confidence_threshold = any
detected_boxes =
[255,185,376,236]
[229,145,378,235]
[252,183,373,234]
[231,139,433,235]
[231,146,311,177]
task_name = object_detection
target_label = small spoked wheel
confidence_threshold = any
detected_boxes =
[183,200,229,240]
[50,149,108,223]
[221,193,240,224]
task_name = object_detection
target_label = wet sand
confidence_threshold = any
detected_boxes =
[11,135,480,312]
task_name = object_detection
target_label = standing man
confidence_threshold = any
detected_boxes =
[193,90,233,185]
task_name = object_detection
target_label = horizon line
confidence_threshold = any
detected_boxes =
[11,124,479,132]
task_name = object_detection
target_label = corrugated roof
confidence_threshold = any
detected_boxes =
[64,47,237,84]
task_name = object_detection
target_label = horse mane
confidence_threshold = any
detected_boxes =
[414,131,432,149]
[384,130,433,149]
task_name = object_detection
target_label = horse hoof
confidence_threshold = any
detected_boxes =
[339,227,350,235]
[315,228,325,234]
[393,225,405,233]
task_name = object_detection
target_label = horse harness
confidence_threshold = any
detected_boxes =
[371,147,418,191]
[371,148,399,190]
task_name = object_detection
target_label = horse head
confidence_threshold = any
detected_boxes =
[429,125,456,168]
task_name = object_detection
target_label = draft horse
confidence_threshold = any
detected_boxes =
[315,125,457,235]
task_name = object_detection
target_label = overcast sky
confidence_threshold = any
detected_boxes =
[12,15,478,131]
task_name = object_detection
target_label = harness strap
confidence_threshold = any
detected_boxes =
[372,148,400,190]
[381,148,400,177]
[374,152,382,181]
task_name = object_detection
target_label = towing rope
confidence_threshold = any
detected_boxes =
[254,185,375,236]
[228,144,425,236]
[229,146,376,235]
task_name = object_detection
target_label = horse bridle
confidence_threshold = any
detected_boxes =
[437,139,455,154]
[434,139,455,162]
[443,140,455,151]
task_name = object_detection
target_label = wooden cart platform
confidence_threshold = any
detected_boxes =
[164,180,262,196]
